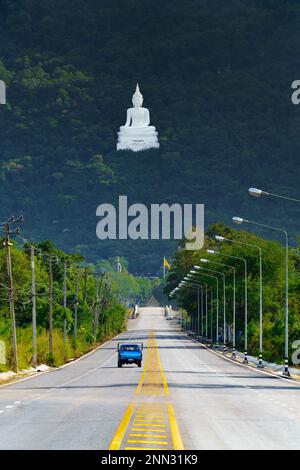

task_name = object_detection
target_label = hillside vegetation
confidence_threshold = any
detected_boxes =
[0,0,299,272]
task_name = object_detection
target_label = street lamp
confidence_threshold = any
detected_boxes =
[188,273,205,335]
[200,260,231,351]
[201,257,236,359]
[249,187,300,204]
[190,271,219,345]
[207,249,249,363]
[233,216,290,376]
[195,265,226,352]
[216,234,263,367]
[205,284,208,340]
[190,271,204,335]
[210,287,213,340]
[173,284,187,330]
[187,274,206,337]
[180,278,203,336]
[192,280,203,338]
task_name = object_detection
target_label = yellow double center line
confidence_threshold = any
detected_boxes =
[109,332,184,450]
[135,333,169,396]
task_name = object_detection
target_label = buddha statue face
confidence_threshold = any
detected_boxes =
[132,84,143,108]
[132,94,143,108]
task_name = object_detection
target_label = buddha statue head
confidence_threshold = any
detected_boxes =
[132,83,143,108]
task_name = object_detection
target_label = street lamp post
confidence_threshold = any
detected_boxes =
[194,265,226,352]
[205,284,208,339]
[201,258,236,359]
[233,216,290,376]
[201,285,204,336]
[190,271,219,346]
[194,283,203,338]
[207,249,249,363]
[188,275,204,337]
[216,234,263,367]
[182,279,203,337]
[210,287,213,340]
[188,274,204,338]
[197,286,200,339]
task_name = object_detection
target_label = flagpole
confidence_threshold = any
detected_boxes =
[117,257,120,303]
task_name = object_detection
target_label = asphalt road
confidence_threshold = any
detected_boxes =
[1,307,300,450]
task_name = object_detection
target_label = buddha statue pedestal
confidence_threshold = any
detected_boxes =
[117,128,160,152]
[117,84,160,152]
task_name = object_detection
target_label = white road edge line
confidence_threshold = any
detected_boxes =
[184,333,300,386]
[56,354,117,389]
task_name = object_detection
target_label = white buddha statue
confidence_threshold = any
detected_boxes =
[0,80,6,105]
[117,84,159,151]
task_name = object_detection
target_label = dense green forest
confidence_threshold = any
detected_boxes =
[165,223,300,363]
[0,238,158,371]
[0,0,300,273]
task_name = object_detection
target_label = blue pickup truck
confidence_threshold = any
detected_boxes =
[117,343,143,368]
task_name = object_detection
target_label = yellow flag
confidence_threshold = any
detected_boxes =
[163,257,171,271]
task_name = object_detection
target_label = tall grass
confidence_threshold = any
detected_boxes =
[0,304,128,372]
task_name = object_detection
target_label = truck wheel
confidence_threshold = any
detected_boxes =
[138,361,142,368]
[118,361,122,368]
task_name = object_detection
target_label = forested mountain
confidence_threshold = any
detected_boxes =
[0,0,300,273]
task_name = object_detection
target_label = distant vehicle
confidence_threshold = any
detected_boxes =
[117,343,143,368]
[131,305,139,319]
[165,305,174,320]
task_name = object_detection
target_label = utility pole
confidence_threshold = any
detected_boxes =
[83,268,87,303]
[74,270,79,341]
[98,276,105,331]
[117,257,122,303]
[101,278,110,335]
[94,274,100,338]
[3,216,23,372]
[31,246,37,368]
[93,274,104,338]
[49,257,53,355]
[63,261,67,354]
[1,92,20,371]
